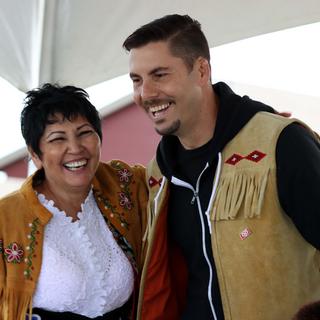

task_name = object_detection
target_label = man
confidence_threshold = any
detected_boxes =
[123,14,320,320]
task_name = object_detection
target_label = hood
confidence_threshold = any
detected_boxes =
[156,82,275,179]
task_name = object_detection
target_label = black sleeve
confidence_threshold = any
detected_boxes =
[276,122,320,249]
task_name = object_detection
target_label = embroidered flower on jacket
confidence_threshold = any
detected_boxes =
[4,242,24,263]
[118,192,133,210]
[117,168,133,182]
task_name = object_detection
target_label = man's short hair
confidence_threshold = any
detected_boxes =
[123,14,211,71]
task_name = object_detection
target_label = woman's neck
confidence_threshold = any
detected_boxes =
[37,180,90,221]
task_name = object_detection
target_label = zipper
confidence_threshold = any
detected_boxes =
[205,152,222,234]
[191,191,198,204]
[171,156,222,320]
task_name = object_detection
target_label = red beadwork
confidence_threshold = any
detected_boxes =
[149,176,162,187]
[240,227,253,240]
[225,153,243,165]
[245,150,266,162]
[226,150,267,165]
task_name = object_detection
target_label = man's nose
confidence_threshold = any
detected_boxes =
[140,79,158,100]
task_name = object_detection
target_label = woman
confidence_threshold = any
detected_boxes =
[0,84,148,320]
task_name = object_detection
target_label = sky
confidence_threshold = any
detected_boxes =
[0,21,319,164]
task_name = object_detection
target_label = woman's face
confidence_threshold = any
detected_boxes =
[30,113,101,194]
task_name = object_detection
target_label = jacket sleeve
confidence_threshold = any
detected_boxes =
[131,164,149,268]
[276,122,320,249]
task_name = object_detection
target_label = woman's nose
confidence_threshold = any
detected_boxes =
[67,137,83,153]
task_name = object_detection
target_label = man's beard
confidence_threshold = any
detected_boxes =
[155,120,180,136]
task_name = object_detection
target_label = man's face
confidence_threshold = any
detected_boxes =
[129,41,203,137]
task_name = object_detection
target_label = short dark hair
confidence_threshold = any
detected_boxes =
[21,83,102,157]
[123,14,210,71]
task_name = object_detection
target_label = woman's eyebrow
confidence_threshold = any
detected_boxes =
[76,123,93,130]
[45,130,65,139]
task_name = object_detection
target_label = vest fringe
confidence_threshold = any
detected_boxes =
[2,288,32,320]
[213,169,270,220]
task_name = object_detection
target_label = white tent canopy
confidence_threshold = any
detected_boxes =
[1,0,320,92]
[0,0,319,171]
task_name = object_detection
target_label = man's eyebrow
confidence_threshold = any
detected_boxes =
[149,67,169,75]
[129,72,139,79]
[130,67,170,79]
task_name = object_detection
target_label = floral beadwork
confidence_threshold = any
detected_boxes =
[95,161,136,230]
[96,192,130,230]
[117,168,133,182]
[24,218,40,279]
[4,242,24,263]
[111,161,134,212]
[0,239,3,254]
[118,192,133,210]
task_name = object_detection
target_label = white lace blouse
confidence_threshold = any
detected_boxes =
[32,190,134,318]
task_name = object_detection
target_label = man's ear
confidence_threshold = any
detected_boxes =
[196,57,211,85]
[28,147,43,170]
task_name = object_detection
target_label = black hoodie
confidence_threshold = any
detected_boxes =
[155,82,320,320]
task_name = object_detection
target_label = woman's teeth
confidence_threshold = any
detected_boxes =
[64,160,87,171]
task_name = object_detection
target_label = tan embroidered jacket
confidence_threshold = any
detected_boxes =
[139,112,320,320]
[0,160,148,320]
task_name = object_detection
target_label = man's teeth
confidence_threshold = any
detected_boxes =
[64,160,87,170]
[149,103,170,114]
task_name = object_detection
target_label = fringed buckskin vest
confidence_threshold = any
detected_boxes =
[140,112,320,320]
